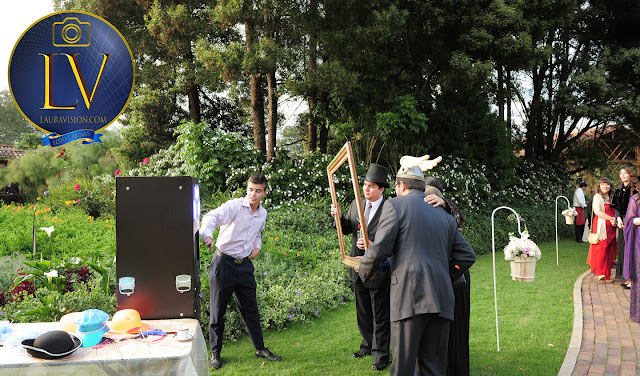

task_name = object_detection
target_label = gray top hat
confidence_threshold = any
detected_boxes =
[364,164,390,188]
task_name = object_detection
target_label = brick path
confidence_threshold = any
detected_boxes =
[569,271,640,376]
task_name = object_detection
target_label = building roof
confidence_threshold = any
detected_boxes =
[0,145,26,160]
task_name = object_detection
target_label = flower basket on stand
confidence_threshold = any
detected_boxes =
[504,231,541,283]
[509,255,537,282]
[562,208,578,225]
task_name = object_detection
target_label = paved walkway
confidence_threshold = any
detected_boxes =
[561,269,640,376]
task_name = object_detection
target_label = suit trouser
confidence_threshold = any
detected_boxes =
[575,224,585,241]
[354,278,391,363]
[391,313,449,376]
[209,254,264,355]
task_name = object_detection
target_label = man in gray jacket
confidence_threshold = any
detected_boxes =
[358,165,476,376]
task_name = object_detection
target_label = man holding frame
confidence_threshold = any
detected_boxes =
[330,163,392,371]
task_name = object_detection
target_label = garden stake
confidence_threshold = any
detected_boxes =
[31,204,37,258]
[555,195,571,266]
[491,206,525,352]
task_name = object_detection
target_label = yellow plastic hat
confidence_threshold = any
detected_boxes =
[59,312,81,333]
[108,309,148,334]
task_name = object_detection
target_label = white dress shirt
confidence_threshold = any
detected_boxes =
[200,197,266,258]
[366,196,384,225]
[573,188,586,208]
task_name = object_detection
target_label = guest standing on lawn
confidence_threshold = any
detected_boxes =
[573,182,588,243]
[587,178,618,282]
[358,161,475,376]
[201,173,282,370]
[624,190,640,322]
[330,163,391,371]
[613,167,639,288]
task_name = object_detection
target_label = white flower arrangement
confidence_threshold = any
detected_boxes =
[503,231,542,261]
[561,208,578,217]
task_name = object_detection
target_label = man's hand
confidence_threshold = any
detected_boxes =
[425,194,445,208]
[330,204,341,218]
[248,248,261,260]
[203,236,214,253]
[356,237,368,250]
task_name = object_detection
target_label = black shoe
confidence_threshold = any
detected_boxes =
[352,350,371,358]
[255,348,282,361]
[210,354,221,370]
[372,361,388,371]
[624,284,631,289]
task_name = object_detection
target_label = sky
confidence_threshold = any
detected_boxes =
[1,1,55,92]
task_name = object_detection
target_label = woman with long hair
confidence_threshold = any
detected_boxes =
[587,178,618,281]
[623,177,640,322]
[613,167,640,288]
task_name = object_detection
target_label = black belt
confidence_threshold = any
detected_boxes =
[216,250,247,264]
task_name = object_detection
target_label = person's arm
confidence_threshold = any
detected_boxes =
[449,229,476,280]
[249,219,265,259]
[358,202,398,281]
[578,190,587,208]
[201,200,238,252]
[331,203,354,235]
[592,194,615,221]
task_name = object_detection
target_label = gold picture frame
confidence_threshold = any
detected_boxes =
[327,141,368,269]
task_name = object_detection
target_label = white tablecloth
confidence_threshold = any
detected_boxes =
[0,319,208,376]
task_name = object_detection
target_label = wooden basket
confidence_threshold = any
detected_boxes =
[510,255,537,282]
[565,216,574,225]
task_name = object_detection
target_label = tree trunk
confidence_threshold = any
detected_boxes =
[506,69,512,134]
[187,83,201,124]
[245,20,266,156]
[497,65,504,122]
[267,71,277,161]
[307,0,318,153]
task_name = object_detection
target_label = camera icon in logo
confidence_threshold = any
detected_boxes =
[52,18,91,47]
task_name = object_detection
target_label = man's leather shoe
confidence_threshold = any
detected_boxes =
[210,354,221,370]
[255,348,282,361]
[352,350,371,358]
[372,361,388,371]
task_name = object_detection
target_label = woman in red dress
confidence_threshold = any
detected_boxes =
[587,178,618,281]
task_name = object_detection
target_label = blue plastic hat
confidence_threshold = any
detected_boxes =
[74,309,109,347]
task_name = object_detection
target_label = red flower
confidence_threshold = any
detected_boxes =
[143,157,150,165]
[114,169,122,176]
[76,199,80,203]
[74,184,81,191]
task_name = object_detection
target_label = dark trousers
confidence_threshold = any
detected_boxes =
[392,313,449,376]
[575,224,585,242]
[209,254,264,355]
[354,278,391,363]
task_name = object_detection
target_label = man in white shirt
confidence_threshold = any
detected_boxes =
[331,164,391,371]
[573,182,588,242]
[201,174,281,370]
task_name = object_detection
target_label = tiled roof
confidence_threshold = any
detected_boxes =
[0,145,26,160]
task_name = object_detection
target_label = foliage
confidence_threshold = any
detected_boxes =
[1,131,121,198]
[0,89,32,145]
[127,121,260,197]
[227,150,367,210]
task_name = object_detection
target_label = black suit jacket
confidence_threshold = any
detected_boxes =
[338,197,390,289]
[358,190,476,321]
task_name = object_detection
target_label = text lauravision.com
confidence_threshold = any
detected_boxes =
[39,116,107,124]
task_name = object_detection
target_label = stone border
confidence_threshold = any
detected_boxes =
[558,269,590,376]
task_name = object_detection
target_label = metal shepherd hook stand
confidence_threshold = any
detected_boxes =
[491,206,524,352]
[555,195,571,267]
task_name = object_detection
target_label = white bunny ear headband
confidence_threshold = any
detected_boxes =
[397,155,443,181]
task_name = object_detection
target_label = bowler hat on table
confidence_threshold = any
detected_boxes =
[364,164,390,188]
[22,330,82,359]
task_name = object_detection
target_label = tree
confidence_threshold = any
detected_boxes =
[0,90,33,145]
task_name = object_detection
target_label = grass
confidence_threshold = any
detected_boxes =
[208,238,590,375]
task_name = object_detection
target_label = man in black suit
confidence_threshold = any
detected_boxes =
[358,165,476,376]
[331,163,391,371]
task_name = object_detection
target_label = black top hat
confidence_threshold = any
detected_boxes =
[22,330,82,359]
[364,164,390,188]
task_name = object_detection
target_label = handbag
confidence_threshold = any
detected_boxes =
[587,208,599,244]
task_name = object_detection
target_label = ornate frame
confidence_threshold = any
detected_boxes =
[327,141,368,269]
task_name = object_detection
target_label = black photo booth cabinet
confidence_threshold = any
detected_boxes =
[115,176,201,320]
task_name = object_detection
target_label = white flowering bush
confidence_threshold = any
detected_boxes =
[503,231,542,261]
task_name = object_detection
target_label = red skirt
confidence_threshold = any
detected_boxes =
[586,204,617,280]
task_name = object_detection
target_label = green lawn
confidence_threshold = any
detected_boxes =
[208,238,589,375]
